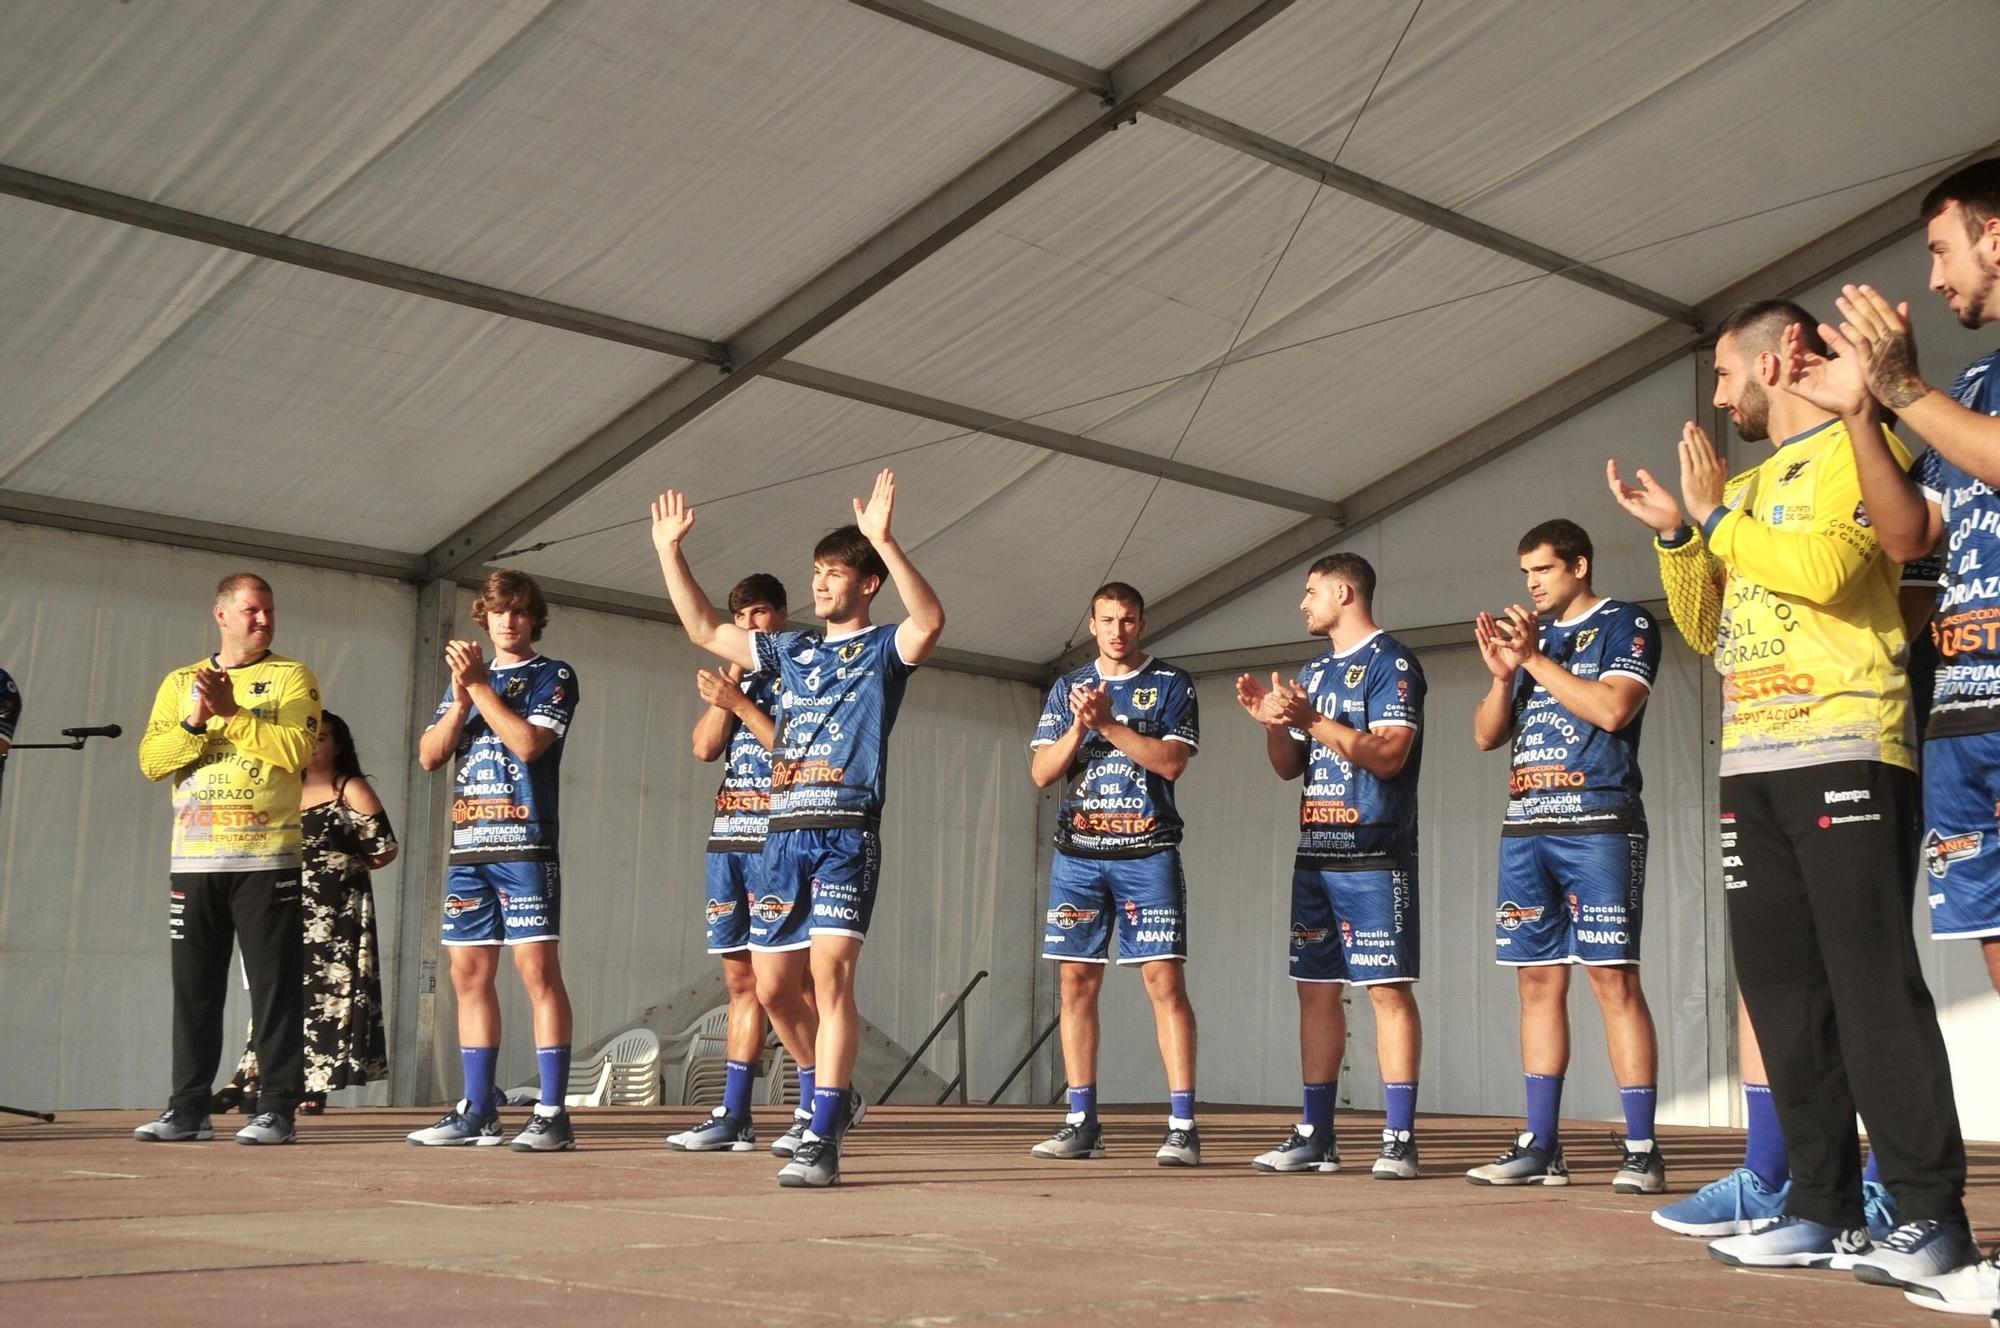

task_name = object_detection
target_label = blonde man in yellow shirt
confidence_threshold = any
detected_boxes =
[135,572,321,1146]
[1608,301,1967,1279]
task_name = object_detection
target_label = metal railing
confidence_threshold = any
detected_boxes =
[880,969,988,1106]
[985,1010,1062,1106]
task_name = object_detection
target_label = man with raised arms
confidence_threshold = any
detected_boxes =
[1028,582,1202,1167]
[408,570,582,1152]
[1778,156,2000,1312]
[667,573,803,1154]
[1464,520,1664,1194]
[1237,553,1426,1179]
[1608,300,1966,1278]
[651,469,945,1188]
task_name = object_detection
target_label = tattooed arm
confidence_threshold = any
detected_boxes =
[1833,283,2000,487]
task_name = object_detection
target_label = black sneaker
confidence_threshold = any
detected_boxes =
[510,1109,576,1152]
[839,1088,868,1138]
[1612,1137,1666,1194]
[777,1133,840,1188]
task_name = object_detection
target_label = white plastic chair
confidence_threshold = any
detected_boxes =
[560,1027,661,1107]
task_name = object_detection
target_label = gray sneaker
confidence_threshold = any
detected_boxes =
[1852,1220,1977,1289]
[840,1088,868,1138]
[509,1108,576,1152]
[233,1111,296,1145]
[133,1108,213,1142]
[1466,1131,1568,1186]
[777,1133,840,1188]
[666,1108,756,1152]
[1612,1139,1667,1194]
[1032,1117,1105,1160]
[1372,1128,1419,1180]
[1156,1124,1200,1168]
[771,1109,811,1158]
[406,1100,504,1146]
[1252,1123,1333,1173]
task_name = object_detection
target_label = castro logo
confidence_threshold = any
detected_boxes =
[753,895,793,923]
[1496,901,1543,931]
[1048,903,1098,930]
[1925,829,1984,880]
[1290,923,1327,949]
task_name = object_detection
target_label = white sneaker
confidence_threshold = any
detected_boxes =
[233,1111,297,1145]
[1904,1250,2000,1315]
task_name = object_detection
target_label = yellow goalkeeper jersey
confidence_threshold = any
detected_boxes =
[1654,417,1914,777]
[138,652,322,872]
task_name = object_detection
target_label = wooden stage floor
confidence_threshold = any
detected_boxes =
[6,1104,1995,1326]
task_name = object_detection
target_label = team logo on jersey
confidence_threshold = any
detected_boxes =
[753,894,793,923]
[797,648,816,664]
[1290,923,1327,948]
[504,676,527,699]
[552,686,566,704]
[1345,664,1367,687]
[1047,903,1098,930]
[705,898,738,924]
[1339,919,1354,947]
[838,641,865,663]
[1854,501,1872,528]
[1496,901,1544,930]
[1567,892,1581,922]
[443,893,477,919]
[1131,687,1158,710]
[1632,636,1646,654]
[1924,829,1984,879]
[1574,628,1599,653]
[1396,678,1409,698]
[1780,459,1811,484]
[249,681,270,696]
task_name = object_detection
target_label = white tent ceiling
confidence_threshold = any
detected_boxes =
[3,0,1998,676]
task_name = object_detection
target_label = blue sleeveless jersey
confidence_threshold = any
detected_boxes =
[1504,598,1659,834]
[1292,631,1425,869]
[707,669,780,852]
[753,623,915,830]
[432,655,578,862]
[1916,348,2000,739]
[1034,656,1199,858]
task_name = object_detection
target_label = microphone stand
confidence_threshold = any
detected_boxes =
[0,724,123,1122]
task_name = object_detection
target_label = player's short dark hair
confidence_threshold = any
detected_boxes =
[472,568,549,642]
[1089,581,1145,616]
[1517,519,1593,569]
[320,710,365,782]
[728,573,787,615]
[1308,552,1376,605]
[1921,158,2000,240]
[214,571,272,603]
[1713,299,1827,358]
[812,525,888,583]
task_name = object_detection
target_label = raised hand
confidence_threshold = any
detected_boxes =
[696,665,743,710]
[192,667,236,721]
[1606,458,1685,536]
[1834,284,1929,411]
[1474,612,1525,679]
[445,639,489,692]
[1781,321,1870,417]
[1677,421,1726,526]
[1072,682,1112,732]
[1501,605,1542,664]
[1268,677,1316,731]
[650,491,697,553]
[853,468,895,545]
[1235,672,1272,719]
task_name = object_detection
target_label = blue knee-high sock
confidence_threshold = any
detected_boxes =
[1743,1082,1788,1189]
[1068,1083,1097,1122]
[1864,1148,1883,1184]
[809,1084,845,1137]
[797,1063,816,1111]
[1525,1073,1563,1151]
[1619,1084,1657,1145]
[462,1046,498,1116]
[535,1046,570,1113]
[1383,1081,1417,1135]
[1302,1080,1335,1134]
[723,1058,755,1118]
[1169,1089,1196,1126]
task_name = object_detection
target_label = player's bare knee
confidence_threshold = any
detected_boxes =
[1583,963,1645,1007]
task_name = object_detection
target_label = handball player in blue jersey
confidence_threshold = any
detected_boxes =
[1465,521,1663,1193]
[1028,583,1202,1167]
[1786,157,2000,1307]
[1237,553,1427,1179]
[651,469,945,1188]
[409,570,582,1152]
[667,572,807,1154]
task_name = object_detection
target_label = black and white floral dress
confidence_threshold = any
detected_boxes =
[234,779,393,1092]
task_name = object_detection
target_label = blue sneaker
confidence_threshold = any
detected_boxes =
[1852,1220,1977,1289]
[1863,1179,1900,1242]
[1652,1167,1789,1237]
[406,1099,504,1146]
[1709,1216,1872,1270]
[665,1108,756,1152]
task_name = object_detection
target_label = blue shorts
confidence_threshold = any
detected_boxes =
[1924,734,2000,939]
[1043,849,1186,965]
[1494,832,1645,965]
[443,859,561,946]
[704,850,760,954]
[1290,863,1418,984]
[755,827,880,950]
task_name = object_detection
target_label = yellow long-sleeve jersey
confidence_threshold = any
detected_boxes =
[1654,418,1915,777]
[138,652,322,873]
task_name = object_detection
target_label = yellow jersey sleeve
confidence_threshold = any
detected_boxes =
[138,667,205,782]
[1655,528,1723,656]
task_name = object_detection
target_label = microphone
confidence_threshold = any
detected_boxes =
[61,725,123,740]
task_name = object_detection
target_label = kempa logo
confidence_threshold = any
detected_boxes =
[1823,788,1870,804]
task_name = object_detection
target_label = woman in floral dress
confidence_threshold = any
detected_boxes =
[216,711,396,1113]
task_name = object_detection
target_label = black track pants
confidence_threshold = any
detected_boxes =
[168,870,305,1115]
